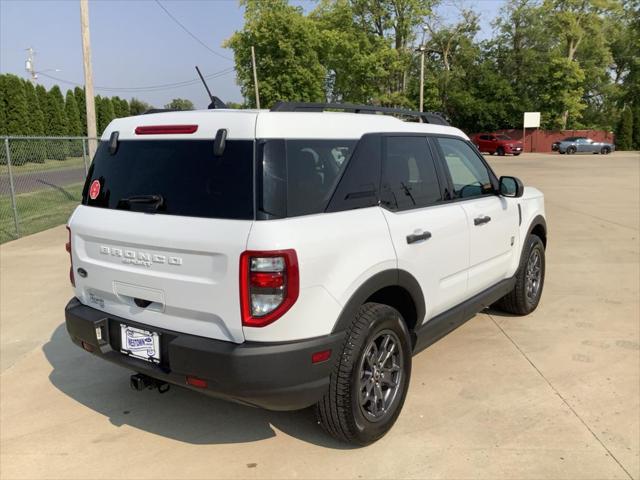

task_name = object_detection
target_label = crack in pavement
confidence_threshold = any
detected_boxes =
[486,312,635,480]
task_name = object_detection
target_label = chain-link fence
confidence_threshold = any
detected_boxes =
[0,136,98,244]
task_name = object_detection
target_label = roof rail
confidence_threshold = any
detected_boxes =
[270,101,450,126]
[142,108,181,115]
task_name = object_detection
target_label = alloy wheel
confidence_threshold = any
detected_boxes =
[525,248,542,303]
[357,330,404,422]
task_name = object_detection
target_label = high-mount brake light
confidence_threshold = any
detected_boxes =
[65,226,74,287]
[240,250,299,327]
[134,125,198,135]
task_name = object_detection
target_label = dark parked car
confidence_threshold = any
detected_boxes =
[554,137,614,154]
[472,133,523,156]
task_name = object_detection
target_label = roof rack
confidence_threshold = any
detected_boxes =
[142,108,180,115]
[270,101,450,126]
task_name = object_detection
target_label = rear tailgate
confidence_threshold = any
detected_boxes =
[70,207,251,343]
[69,116,256,343]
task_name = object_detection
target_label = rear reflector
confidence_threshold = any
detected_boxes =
[135,125,198,135]
[311,350,332,364]
[186,376,208,389]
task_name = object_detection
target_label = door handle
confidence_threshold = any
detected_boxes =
[406,231,432,244]
[474,215,492,226]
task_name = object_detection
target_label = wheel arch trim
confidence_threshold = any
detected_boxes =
[331,269,425,334]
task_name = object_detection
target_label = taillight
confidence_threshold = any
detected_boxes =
[240,250,299,327]
[66,226,74,286]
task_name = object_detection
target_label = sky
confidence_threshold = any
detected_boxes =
[0,0,504,109]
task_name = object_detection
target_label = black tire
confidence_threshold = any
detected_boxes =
[513,152,521,156]
[494,235,545,315]
[559,151,566,155]
[497,147,505,156]
[315,303,412,445]
[567,146,576,154]
[601,146,611,155]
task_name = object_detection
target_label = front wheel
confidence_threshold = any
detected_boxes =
[513,152,521,156]
[601,146,611,155]
[497,147,505,156]
[494,235,545,315]
[567,146,577,154]
[315,303,412,445]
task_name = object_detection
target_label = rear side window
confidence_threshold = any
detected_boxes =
[259,139,357,218]
[83,140,254,219]
[380,136,442,211]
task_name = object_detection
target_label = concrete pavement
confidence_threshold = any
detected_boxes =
[1,152,638,479]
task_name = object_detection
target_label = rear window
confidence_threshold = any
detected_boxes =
[83,139,254,220]
[258,139,357,218]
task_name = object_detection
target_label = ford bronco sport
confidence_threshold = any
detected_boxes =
[65,102,546,445]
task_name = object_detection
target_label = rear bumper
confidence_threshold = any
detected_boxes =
[64,298,344,410]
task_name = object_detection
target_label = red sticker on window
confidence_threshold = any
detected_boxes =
[89,180,101,200]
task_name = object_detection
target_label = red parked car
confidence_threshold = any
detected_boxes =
[472,133,523,156]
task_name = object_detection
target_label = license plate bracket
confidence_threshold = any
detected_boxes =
[120,324,161,363]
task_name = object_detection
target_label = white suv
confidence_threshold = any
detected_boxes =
[65,102,546,445]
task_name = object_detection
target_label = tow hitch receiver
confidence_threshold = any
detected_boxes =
[130,373,170,394]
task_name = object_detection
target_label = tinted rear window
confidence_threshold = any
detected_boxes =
[83,139,254,220]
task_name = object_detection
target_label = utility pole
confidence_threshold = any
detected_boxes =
[418,45,426,113]
[80,0,98,158]
[25,48,37,84]
[417,25,428,115]
[251,46,261,110]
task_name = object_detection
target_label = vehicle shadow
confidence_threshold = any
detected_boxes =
[43,323,355,449]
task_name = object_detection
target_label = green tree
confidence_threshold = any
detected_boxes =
[633,105,640,149]
[3,76,34,164]
[65,90,82,136]
[35,84,48,127]
[543,0,620,128]
[24,81,45,136]
[312,0,399,105]
[23,80,47,162]
[45,85,68,136]
[224,101,245,109]
[96,96,115,134]
[114,97,130,117]
[74,87,87,136]
[225,0,326,107]
[129,97,151,115]
[616,107,633,149]
[165,98,195,110]
[3,75,29,136]
[0,75,7,137]
[45,85,70,159]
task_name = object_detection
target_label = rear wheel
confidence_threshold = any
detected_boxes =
[567,146,576,154]
[497,147,505,156]
[601,146,611,155]
[513,152,521,156]
[494,235,545,315]
[315,303,412,445]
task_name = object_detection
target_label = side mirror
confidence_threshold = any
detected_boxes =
[499,176,524,198]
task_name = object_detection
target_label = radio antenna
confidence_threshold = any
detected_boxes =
[195,66,227,109]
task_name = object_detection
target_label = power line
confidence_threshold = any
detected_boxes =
[154,0,234,62]
[37,68,235,93]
